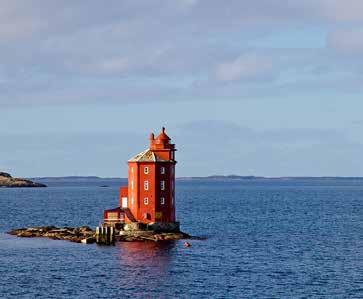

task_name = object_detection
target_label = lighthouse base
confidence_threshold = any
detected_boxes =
[117,230,190,242]
[96,221,187,244]
[123,221,180,233]
[147,221,180,232]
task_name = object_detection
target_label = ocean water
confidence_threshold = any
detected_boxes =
[0,179,362,298]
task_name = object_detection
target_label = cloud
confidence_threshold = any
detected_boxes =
[87,57,131,74]
[215,53,274,82]
[328,28,363,55]
[316,0,363,22]
[0,1,363,106]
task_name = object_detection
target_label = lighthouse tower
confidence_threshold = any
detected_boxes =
[104,127,177,225]
[127,127,176,223]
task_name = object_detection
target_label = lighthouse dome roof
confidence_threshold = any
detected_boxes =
[155,127,171,141]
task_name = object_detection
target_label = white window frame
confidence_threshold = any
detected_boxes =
[144,197,149,205]
[160,167,165,175]
[144,166,149,174]
[160,197,165,205]
[160,180,165,191]
[144,180,149,191]
[121,197,128,208]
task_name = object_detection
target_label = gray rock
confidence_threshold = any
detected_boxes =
[7,226,96,244]
[0,172,47,188]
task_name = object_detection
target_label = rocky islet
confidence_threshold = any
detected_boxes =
[7,226,196,244]
[0,172,46,188]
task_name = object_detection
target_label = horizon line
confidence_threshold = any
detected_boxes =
[27,175,363,180]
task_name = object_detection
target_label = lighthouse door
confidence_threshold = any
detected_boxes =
[121,197,128,208]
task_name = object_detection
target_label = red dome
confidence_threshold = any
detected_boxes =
[156,127,171,141]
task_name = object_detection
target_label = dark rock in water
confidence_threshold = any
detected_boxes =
[81,237,96,244]
[116,230,192,242]
[7,226,95,243]
[0,172,46,188]
[8,225,202,244]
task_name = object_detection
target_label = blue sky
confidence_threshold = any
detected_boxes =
[1,0,363,177]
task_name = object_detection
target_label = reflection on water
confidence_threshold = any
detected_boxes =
[116,241,175,269]
[114,241,177,297]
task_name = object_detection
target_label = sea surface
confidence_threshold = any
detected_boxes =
[0,179,362,298]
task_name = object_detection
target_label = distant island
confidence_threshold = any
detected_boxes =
[178,175,263,180]
[28,175,363,182]
[178,175,363,180]
[30,176,121,181]
[0,172,46,188]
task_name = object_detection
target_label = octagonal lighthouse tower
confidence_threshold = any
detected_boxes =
[104,127,177,226]
[127,127,177,223]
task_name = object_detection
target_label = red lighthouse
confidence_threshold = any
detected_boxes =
[104,127,177,226]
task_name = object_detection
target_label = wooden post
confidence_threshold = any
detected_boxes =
[96,225,115,245]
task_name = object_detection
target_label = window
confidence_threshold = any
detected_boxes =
[121,197,128,208]
[144,166,149,174]
[161,167,165,174]
[144,197,149,205]
[160,181,165,191]
[144,180,149,190]
[160,197,165,205]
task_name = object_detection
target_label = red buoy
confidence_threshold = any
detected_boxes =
[184,241,191,248]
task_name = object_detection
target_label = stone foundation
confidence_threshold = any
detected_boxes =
[121,221,180,232]
[147,222,180,232]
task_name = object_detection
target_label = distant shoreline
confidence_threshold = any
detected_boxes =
[28,175,363,181]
